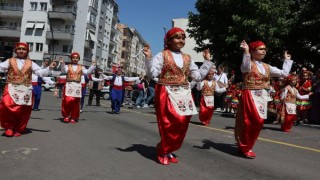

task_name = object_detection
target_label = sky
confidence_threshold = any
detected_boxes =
[115,0,197,53]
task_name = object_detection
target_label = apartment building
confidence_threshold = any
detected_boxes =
[0,0,121,70]
[172,18,206,63]
[117,24,146,76]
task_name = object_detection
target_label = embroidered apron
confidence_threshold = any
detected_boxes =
[250,89,272,119]
[166,85,198,116]
[204,96,214,107]
[8,84,33,105]
[65,82,82,98]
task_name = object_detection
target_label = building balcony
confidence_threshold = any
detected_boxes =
[46,29,74,40]
[0,26,21,37]
[0,5,23,18]
[48,7,76,20]
[84,40,95,49]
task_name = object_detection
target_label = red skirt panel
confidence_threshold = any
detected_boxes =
[61,86,80,119]
[281,111,297,132]
[235,90,264,153]
[0,85,32,132]
[154,84,191,156]
[199,96,214,125]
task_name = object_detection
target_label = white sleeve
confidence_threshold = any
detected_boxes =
[196,81,204,91]
[269,59,293,77]
[124,77,140,81]
[0,59,9,72]
[189,60,213,81]
[91,76,104,82]
[240,54,251,73]
[101,74,113,80]
[296,92,309,100]
[32,62,51,77]
[145,52,163,79]
[280,89,287,100]
[82,65,96,75]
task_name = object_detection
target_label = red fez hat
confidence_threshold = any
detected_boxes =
[286,75,297,84]
[15,42,29,51]
[70,52,80,58]
[249,40,266,52]
[164,27,185,49]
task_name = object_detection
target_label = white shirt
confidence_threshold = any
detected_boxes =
[280,86,309,100]
[196,80,217,91]
[101,74,139,86]
[61,64,96,75]
[0,58,51,77]
[240,54,293,77]
[145,51,213,82]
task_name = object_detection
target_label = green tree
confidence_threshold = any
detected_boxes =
[286,0,320,69]
[188,0,299,68]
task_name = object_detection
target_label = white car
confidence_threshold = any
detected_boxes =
[42,77,56,91]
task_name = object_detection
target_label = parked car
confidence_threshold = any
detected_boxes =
[42,77,56,91]
[101,85,110,100]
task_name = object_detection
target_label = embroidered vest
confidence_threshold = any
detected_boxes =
[242,60,270,90]
[284,86,297,104]
[6,58,32,85]
[202,80,216,96]
[66,64,83,82]
[158,50,191,86]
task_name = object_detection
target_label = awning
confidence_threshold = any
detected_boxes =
[26,22,35,28]
[89,33,97,42]
[35,23,45,29]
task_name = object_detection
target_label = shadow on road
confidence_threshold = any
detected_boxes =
[193,139,240,157]
[262,126,282,131]
[189,121,204,126]
[116,144,157,163]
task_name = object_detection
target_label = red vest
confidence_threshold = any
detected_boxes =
[158,50,191,86]
[6,58,32,85]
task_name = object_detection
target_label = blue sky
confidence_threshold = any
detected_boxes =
[116,0,197,53]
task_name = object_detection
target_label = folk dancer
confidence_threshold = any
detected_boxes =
[296,71,312,124]
[143,27,214,165]
[0,42,54,137]
[59,52,96,123]
[196,68,216,126]
[280,75,311,132]
[101,68,139,114]
[235,40,293,158]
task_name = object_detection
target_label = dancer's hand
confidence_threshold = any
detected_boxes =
[284,51,291,60]
[142,44,152,59]
[203,48,211,61]
[240,40,249,54]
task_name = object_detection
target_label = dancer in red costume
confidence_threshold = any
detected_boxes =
[235,40,293,158]
[143,27,214,165]
[59,52,96,123]
[280,75,311,132]
[0,42,54,137]
[197,68,216,126]
[296,71,312,124]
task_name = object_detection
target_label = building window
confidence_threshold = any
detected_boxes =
[35,43,43,52]
[62,45,72,53]
[40,2,47,11]
[27,42,33,52]
[26,21,35,29]
[30,2,37,11]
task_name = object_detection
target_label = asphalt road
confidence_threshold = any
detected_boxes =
[1,91,320,180]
